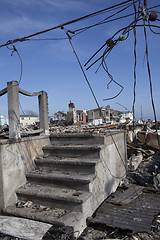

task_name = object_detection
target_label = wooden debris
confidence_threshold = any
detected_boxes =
[88,185,160,233]
[108,185,144,205]
[0,216,52,240]
[127,144,150,157]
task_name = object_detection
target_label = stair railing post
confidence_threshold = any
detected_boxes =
[7,81,21,139]
[38,91,49,134]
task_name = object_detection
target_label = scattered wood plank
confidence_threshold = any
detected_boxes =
[88,185,160,233]
[127,144,150,156]
[0,216,52,240]
[108,185,144,205]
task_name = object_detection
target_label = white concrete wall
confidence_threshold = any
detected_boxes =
[90,131,127,212]
[0,135,50,209]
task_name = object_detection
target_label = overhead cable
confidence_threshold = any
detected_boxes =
[132,0,138,132]
[63,29,127,176]
[74,2,135,34]
[101,57,124,101]
[0,0,135,49]
[143,21,160,146]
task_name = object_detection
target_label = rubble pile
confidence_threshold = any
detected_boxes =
[78,124,160,240]
[0,123,160,240]
[49,124,119,134]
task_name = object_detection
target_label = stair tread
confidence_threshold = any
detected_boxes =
[35,156,100,165]
[17,184,91,203]
[43,144,102,150]
[50,132,96,138]
[27,170,95,182]
[3,204,82,226]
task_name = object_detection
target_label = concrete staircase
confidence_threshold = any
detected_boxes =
[3,132,126,238]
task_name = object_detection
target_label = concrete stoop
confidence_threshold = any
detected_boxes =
[3,132,126,238]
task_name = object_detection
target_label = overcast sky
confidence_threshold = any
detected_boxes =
[0,0,160,120]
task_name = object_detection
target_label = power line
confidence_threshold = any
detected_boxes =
[0,0,137,49]
[63,29,127,174]
[25,37,68,41]
[74,2,135,34]
[132,0,138,132]
[101,57,124,101]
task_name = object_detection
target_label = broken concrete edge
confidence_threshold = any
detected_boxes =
[0,134,49,146]
[137,131,160,150]
[0,135,50,210]
[50,129,124,137]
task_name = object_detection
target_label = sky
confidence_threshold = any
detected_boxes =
[0,0,160,120]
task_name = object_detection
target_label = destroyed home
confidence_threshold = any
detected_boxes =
[66,101,87,125]
[49,111,67,125]
[87,105,110,125]
[0,1,160,239]
[20,115,39,127]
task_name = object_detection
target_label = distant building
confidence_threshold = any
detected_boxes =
[20,115,39,127]
[74,110,87,125]
[67,101,87,125]
[49,111,67,125]
[54,111,67,121]
[0,115,8,126]
[87,105,110,125]
[87,106,133,125]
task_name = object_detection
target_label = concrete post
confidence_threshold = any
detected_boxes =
[7,81,21,139]
[38,91,49,134]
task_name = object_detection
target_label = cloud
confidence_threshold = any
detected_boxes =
[0,16,57,36]
[4,0,89,13]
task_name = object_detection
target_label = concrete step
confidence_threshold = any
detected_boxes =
[35,156,100,174]
[16,184,91,212]
[26,171,95,191]
[50,133,104,145]
[3,204,86,238]
[42,145,102,159]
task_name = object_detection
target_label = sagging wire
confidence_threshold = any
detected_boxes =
[85,17,142,71]
[128,0,157,216]
[84,4,141,103]
[6,43,23,84]
[143,22,160,147]
[137,0,160,148]
[61,27,100,109]
[62,27,127,179]
[132,0,138,132]
[101,57,124,101]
